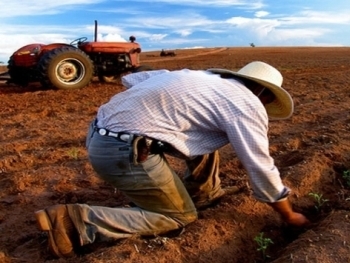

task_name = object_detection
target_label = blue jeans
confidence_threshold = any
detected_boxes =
[71,121,198,244]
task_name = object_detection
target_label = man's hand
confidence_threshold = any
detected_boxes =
[267,199,310,227]
[282,212,310,227]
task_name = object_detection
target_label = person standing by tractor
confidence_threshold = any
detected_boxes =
[35,61,310,258]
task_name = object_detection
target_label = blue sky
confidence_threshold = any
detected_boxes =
[1,0,350,63]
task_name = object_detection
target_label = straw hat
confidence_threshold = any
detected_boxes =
[207,61,294,120]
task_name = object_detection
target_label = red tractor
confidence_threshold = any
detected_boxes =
[6,20,150,89]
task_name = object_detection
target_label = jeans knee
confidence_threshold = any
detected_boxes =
[176,210,198,227]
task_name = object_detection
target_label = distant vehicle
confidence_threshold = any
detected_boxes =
[160,49,176,57]
[4,20,151,89]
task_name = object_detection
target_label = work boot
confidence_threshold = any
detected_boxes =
[35,204,79,258]
[193,186,241,210]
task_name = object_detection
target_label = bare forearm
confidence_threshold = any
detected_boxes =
[267,199,294,219]
[267,199,310,227]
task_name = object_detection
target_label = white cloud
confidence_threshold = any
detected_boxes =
[183,46,206,49]
[225,9,350,45]
[175,29,193,37]
[129,13,214,29]
[91,25,123,35]
[0,0,264,19]
[282,11,350,25]
[0,1,350,63]
[97,34,127,42]
[148,34,168,41]
[226,17,280,32]
[0,33,69,63]
[255,11,269,18]
[111,0,264,8]
[155,37,207,45]
[264,28,329,44]
[0,0,104,17]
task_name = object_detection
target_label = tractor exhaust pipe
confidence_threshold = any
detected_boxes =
[94,20,98,42]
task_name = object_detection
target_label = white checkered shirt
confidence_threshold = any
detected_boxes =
[96,69,290,202]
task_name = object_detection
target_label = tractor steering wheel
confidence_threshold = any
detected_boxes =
[70,37,88,46]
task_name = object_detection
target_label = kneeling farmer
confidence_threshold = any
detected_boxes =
[35,61,310,257]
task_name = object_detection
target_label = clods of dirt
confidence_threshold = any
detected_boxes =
[0,47,350,263]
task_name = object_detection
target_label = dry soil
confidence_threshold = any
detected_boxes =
[0,47,350,263]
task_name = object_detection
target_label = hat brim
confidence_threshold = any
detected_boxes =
[207,68,294,120]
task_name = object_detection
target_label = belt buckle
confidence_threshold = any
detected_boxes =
[98,128,107,136]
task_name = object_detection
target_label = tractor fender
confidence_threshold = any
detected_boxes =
[40,43,74,54]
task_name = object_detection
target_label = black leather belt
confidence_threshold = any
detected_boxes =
[95,127,132,142]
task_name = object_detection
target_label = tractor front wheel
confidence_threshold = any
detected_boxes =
[38,46,94,90]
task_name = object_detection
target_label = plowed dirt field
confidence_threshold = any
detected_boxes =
[1,47,350,263]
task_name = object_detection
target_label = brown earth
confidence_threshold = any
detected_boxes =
[1,47,350,263]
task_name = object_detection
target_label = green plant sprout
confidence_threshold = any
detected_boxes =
[254,232,273,261]
[308,192,329,211]
[67,148,79,160]
[342,170,350,187]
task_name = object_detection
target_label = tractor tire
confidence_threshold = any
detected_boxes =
[38,46,93,90]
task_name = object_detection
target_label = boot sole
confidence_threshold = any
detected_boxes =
[35,209,63,258]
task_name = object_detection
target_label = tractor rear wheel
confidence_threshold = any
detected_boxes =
[38,46,93,90]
